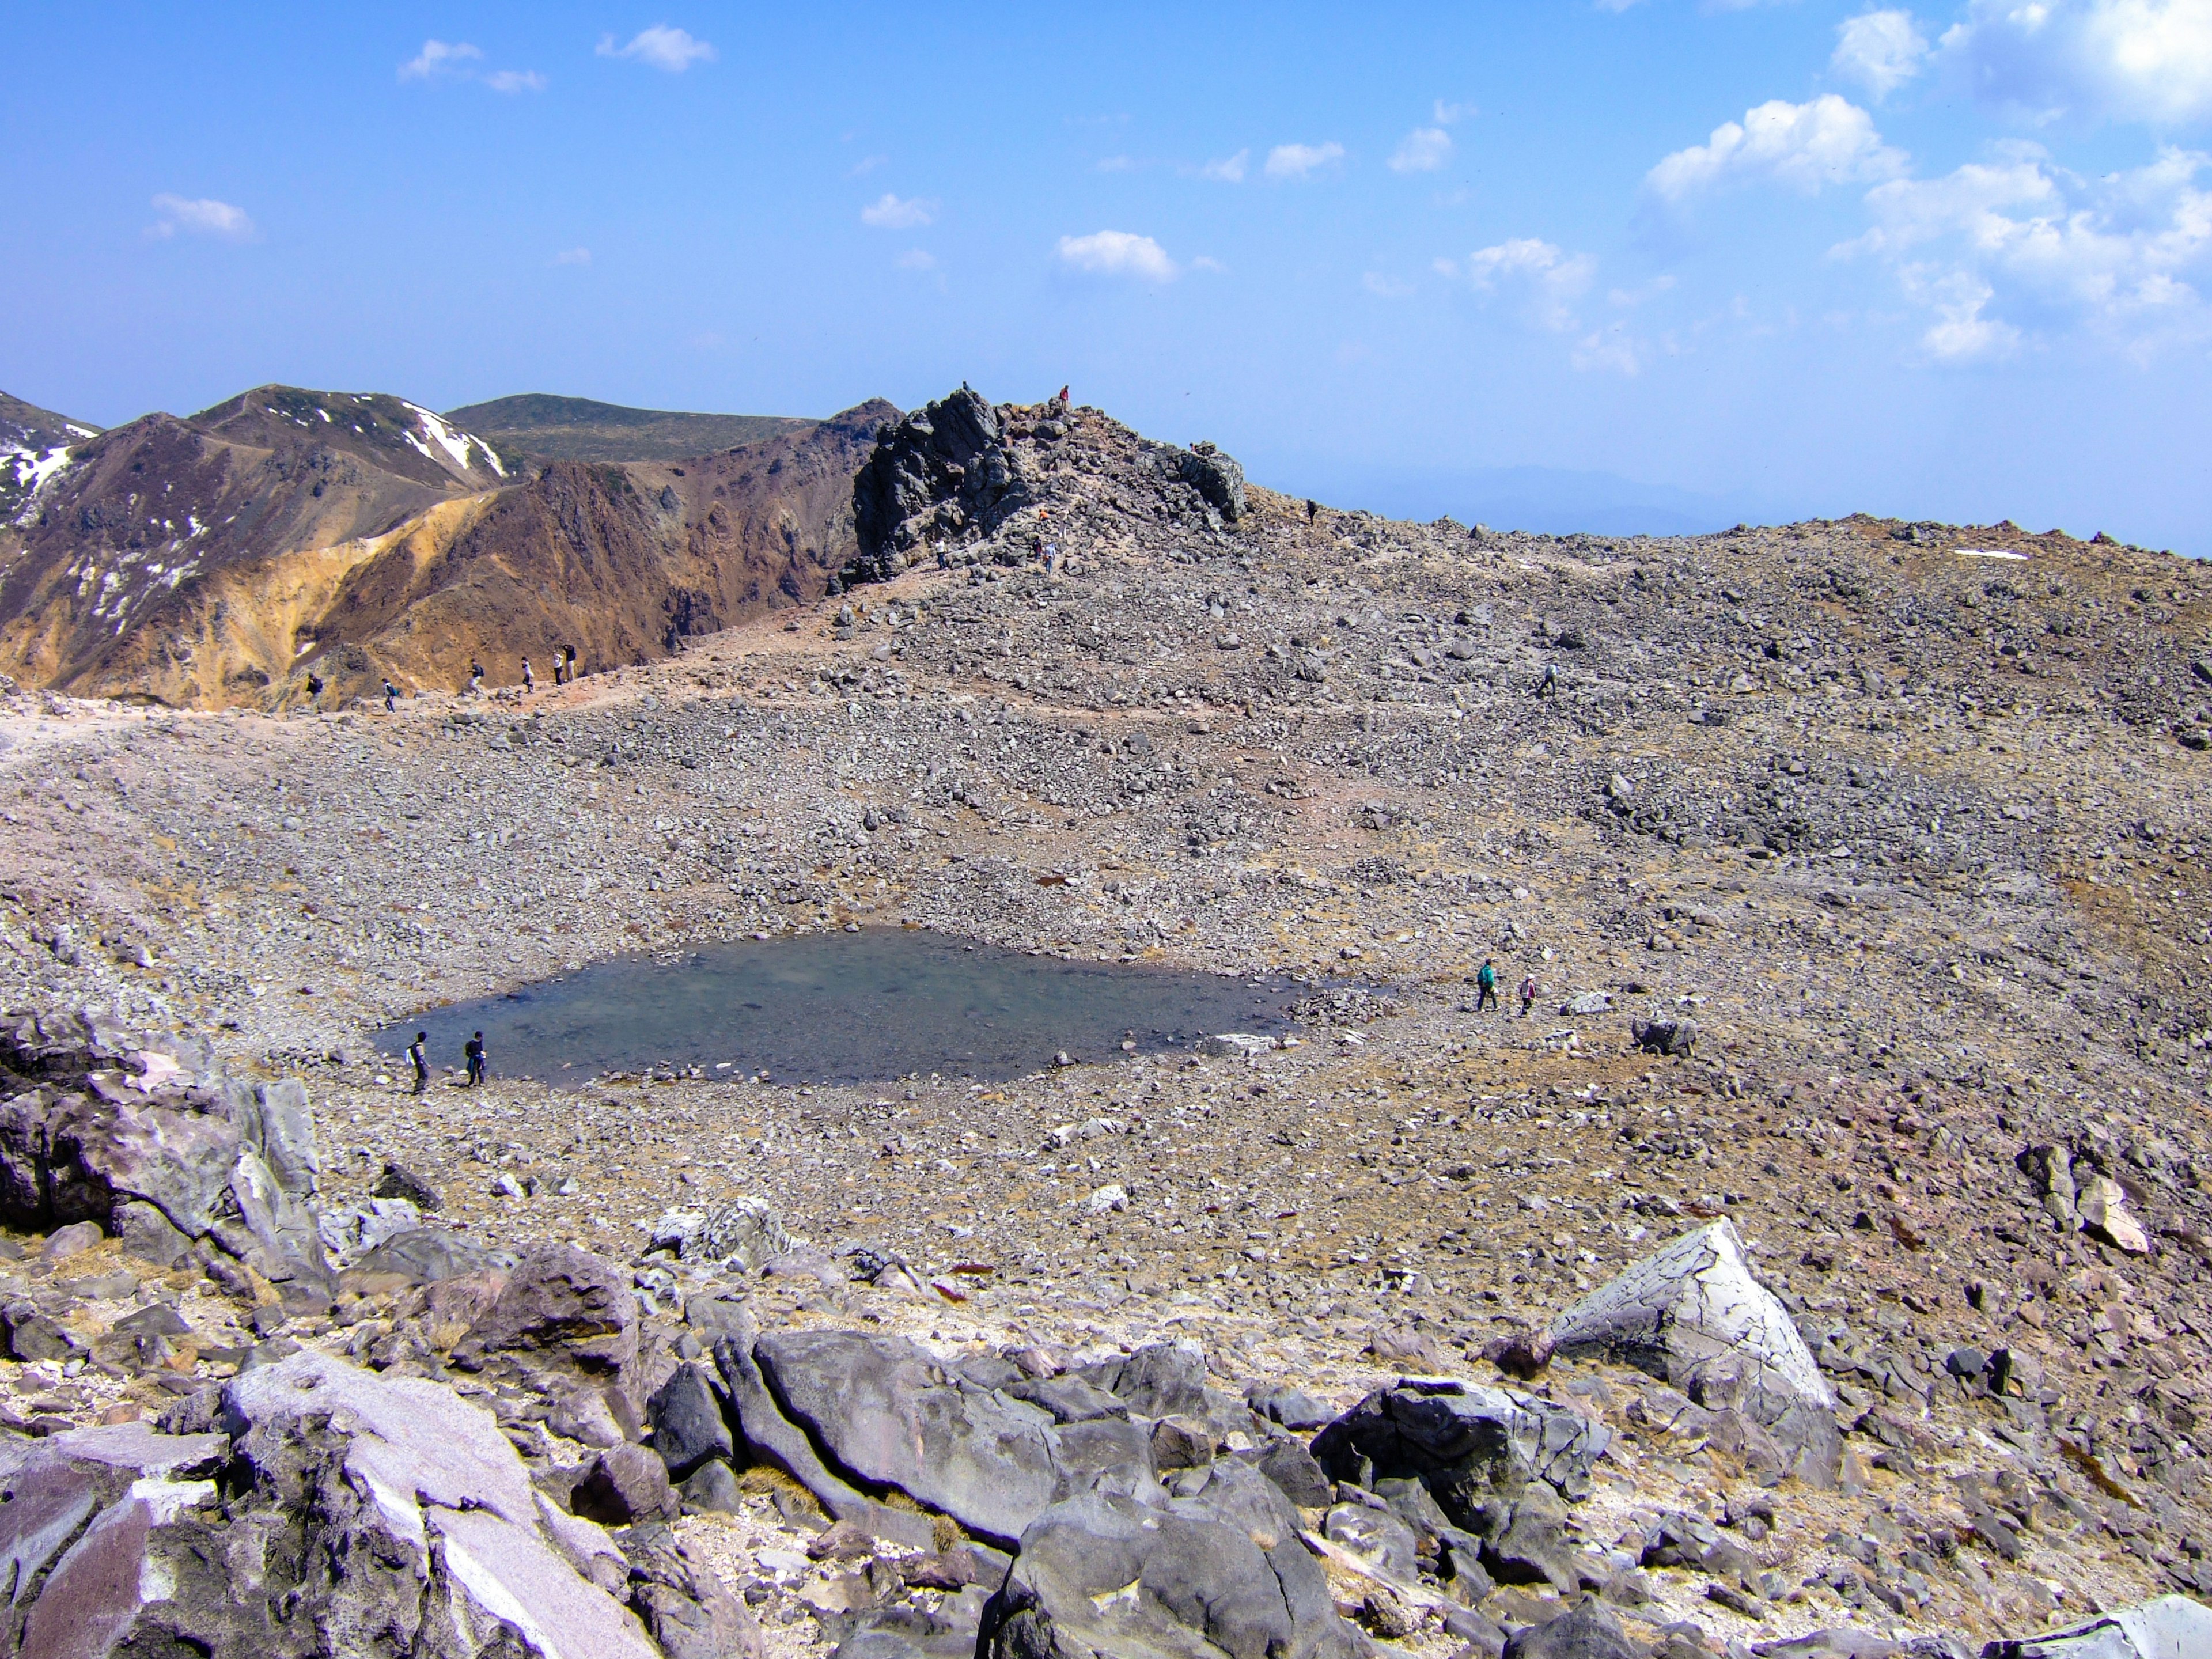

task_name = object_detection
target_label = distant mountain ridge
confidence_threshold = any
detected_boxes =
[0,392,102,525]
[0,381,892,706]
[445,393,812,464]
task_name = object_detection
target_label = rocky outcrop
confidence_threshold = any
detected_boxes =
[0,1353,665,1659]
[1549,1219,1835,1480]
[1310,1377,1611,1515]
[1982,1594,2212,1658]
[0,1008,334,1305]
[979,1460,1363,1659]
[850,389,1032,580]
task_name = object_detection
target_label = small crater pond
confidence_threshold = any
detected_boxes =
[376,929,1305,1086]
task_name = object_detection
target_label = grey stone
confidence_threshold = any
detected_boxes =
[249,1078,319,1196]
[753,1328,1157,1549]
[980,1460,1364,1659]
[1247,1381,1333,1430]
[1249,1437,1334,1508]
[649,1360,734,1479]
[453,1241,640,1408]
[1179,442,1247,523]
[347,1225,506,1285]
[710,1332,939,1551]
[373,1160,442,1211]
[1078,1338,1211,1418]
[1310,1378,1611,1517]
[1982,1594,2212,1659]
[616,1520,764,1659]
[1,1350,653,1659]
[1324,1501,1420,1580]
[680,1196,792,1271]
[679,1458,744,1515]
[45,1219,104,1259]
[572,1442,677,1526]
[1007,1372,1130,1423]
[113,1199,191,1266]
[1503,1599,1643,1659]
[1631,1018,1698,1057]
[1550,1219,1832,1440]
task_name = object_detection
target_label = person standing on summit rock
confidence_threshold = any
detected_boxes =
[1475,959,1499,1013]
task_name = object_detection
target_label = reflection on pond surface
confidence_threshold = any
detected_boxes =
[376,928,1305,1085]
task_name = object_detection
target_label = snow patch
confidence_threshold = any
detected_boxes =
[402,401,495,478]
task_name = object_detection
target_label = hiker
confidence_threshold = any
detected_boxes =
[406,1031,429,1094]
[1536,663,1557,698]
[565,645,578,683]
[522,658,534,693]
[1474,959,1499,1013]
[463,1031,487,1087]
[1520,972,1538,1018]
[1306,499,1319,524]
[382,679,399,713]
[467,661,484,696]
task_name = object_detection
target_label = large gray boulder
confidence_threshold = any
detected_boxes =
[754,1329,1156,1549]
[1548,1219,1835,1470]
[0,1351,661,1659]
[1982,1594,2212,1659]
[981,1460,1363,1659]
[1310,1377,1610,1517]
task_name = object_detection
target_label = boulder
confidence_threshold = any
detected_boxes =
[113,1198,192,1267]
[2075,1174,2152,1256]
[1548,1219,1836,1479]
[453,1242,640,1406]
[1249,1437,1334,1508]
[1982,1594,2212,1658]
[980,1460,1364,1659]
[753,1328,1156,1549]
[245,1078,319,1196]
[1310,1378,1610,1517]
[347,1225,509,1286]
[572,1443,678,1527]
[648,1360,734,1479]
[1502,1599,1642,1659]
[1631,1018,1697,1057]
[1178,442,1247,523]
[373,1160,442,1210]
[711,1332,940,1551]
[0,1351,657,1659]
[1324,1501,1419,1580]
[657,1196,791,1271]
[1077,1339,1212,1418]
[2,1086,241,1236]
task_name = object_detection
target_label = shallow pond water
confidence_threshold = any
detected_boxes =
[376,929,1304,1085]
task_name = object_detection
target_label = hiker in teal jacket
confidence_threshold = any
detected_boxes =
[1474,959,1499,1013]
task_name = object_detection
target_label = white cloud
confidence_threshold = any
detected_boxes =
[1389,127,1453,173]
[1572,325,1646,375]
[896,249,937,270]
[1433,99,1478,124]
[1200,150,1249,183]
[861,193,935,229]
[1833,10,1930,100]
[1095,155,1136,173]
[1837,145,2212,358]
[400,39,481,79]
[400,39,540,92]
[1465,237,1597,331]
[1941,0,2212,126]
[1648,94,1907,199]
[1363,271,1415,297]
[596,25,716,71]
[1056,230,1177,282]
[147,194,254,241]
[1190,255,1228,272]
[1264,142,1345,181]
[552,247,592,266]
[849,154,888,177]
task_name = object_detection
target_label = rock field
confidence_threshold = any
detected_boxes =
[0,389,2210,1658]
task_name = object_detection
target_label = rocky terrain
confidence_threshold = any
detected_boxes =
[0,383,895,710]
[0,385,2208,1659]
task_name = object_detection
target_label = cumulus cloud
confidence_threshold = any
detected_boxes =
[1833,10,1931,100]
[1836,144,2212,359]
[1389,127,1453,173]
[1264,142,1345,181]
[1465,238,1597,331]
[1648,94,1907,199]
[1363,271,1415,297]
[401,40,480,79]
[895,249,937,270]
[1190,255,1228,272]
[1433,99,1477,124]
[147,194,254,241]
[596,25,716,71]
[486,69,547,93]
[1200,150,1249,183]
[552,247,592,266]
[861,193,935,229]
[1056,230,1177,282]
[1941,0,2212,126]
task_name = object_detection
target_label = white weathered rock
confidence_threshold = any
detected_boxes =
[2076,1174,2152,1255]
[1197,1033,1276,1058]
[1987,1593,2212,1659]
[1548,1218,1832,1426]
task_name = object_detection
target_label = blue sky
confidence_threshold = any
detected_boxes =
[3,3,2209,548]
